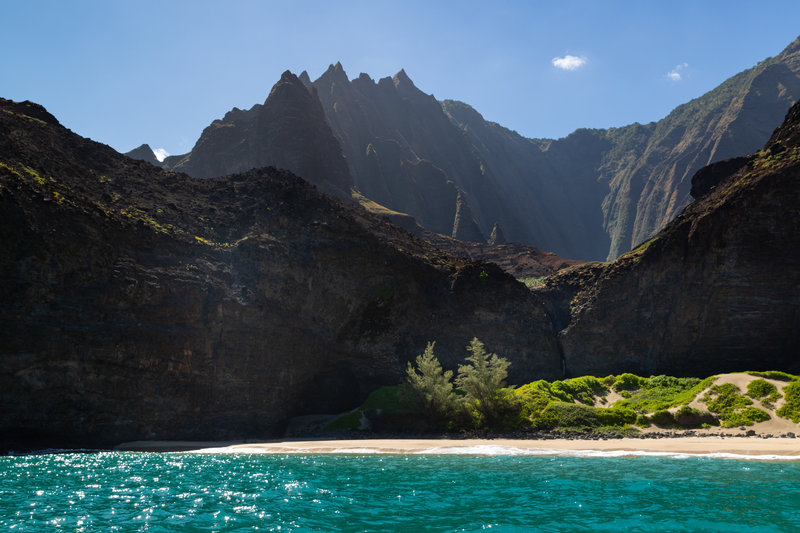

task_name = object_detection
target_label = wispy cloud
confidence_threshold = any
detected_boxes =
[153,148,169,162]
[552,55,587,71]
[667,62,689,82]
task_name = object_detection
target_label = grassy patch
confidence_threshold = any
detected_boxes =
[746,371,800,382]
[519,276,547,289]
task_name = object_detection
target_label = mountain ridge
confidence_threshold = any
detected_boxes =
[156,35,800,260]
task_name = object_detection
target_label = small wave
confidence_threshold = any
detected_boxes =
[412,445,800,461]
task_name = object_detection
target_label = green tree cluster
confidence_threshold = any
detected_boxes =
[405,337,515,429]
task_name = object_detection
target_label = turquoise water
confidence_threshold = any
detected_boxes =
[1,451,799,532]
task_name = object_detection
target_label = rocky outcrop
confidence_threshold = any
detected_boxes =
[163,71,352,198]
[488,222,506,245]
[124,143,163,166]
[0,99,561,450]
[451,191,484,242]
[540,100,800,377]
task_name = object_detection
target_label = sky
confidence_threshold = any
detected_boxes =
[2,1,800,159]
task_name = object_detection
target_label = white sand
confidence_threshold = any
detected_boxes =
[115,437,800,459]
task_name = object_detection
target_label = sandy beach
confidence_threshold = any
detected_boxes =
[115,437,800,459]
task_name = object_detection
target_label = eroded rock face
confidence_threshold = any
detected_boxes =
[163,71,352,198]
[0,99,561,449]
[541,101,800,377]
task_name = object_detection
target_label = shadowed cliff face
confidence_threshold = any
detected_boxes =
[163,71,352,198]
[0,99,561,449]
[540,100,800,377]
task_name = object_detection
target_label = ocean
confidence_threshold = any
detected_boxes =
[1,449,799,531]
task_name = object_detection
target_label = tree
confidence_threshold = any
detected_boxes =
[455,337,513,426]
[405,341,457,419]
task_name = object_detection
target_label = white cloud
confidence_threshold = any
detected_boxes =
[153,148,169,162]
[667,62,689,82]
[552,55,587,71]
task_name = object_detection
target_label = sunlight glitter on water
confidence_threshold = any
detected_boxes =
[1,452,799,531]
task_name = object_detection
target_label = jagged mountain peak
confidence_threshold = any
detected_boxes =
[319,61,350,85]
[298,70,312,87]
[392,68,421,95]
[265,70,309,102]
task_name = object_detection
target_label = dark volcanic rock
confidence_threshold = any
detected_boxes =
[0,99,561,450]
[164,71,352,198]
[540,100,800,377]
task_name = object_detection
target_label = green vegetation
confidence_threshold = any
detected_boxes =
[612,375,710,413]
[746,371,799,381]
[329,343,800,434]
[777,381,800,423]
[405,342,456,420]
[533,402,636,430]
[610,373,648,392]
[746,379,781,409]
[455,338,512,428]
[703,384,770,427]
[519,276,547,289]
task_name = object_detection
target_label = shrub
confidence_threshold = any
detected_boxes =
[533,402,635,430]
[513,381,556,421]
[703,383,770,427]
[723,407,770,427]
[777,381,800,423]
[674,405,716,428]
[612,373,648,392]
[746,379,781,408]
[550,376,607,405]
[704,383,751,413]
[650,410,676,428]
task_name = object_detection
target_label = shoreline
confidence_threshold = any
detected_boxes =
[114,436,800,459]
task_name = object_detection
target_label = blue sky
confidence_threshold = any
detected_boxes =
[2,0,799,158]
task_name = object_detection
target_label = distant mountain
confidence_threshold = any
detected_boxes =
[160,36,799,261]
[541,99,800,376]
[444,35,800,259]
[124,143,162,166]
